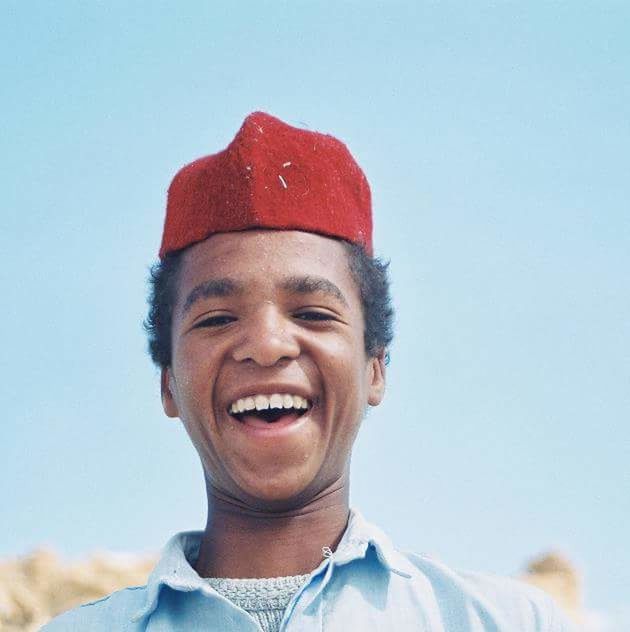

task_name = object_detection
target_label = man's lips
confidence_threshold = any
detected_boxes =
[220,384,317,438]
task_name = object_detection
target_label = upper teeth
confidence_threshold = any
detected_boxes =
[229,393,310,415]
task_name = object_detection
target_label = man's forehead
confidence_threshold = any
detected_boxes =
[180,274,350,316]
[189,227,341,252]
[175,230,355,313]
[181,229,348,273]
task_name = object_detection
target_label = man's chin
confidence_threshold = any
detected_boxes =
[215,465,325,513]
[204,463,348,515]
[235,478,317,512]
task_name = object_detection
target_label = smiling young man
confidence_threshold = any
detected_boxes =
[44,112,575,631]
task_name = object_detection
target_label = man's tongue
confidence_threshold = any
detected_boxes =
[239,410,303,428]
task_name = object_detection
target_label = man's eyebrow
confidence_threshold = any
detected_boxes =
[281,275,349,307]
[182,278,244,314]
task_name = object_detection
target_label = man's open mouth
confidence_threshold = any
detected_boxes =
[228,393,311,424]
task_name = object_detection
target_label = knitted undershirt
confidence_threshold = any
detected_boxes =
[205,573,311,632]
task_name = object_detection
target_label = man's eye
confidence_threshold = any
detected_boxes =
[294,311,334,322]
[194,315,235,328]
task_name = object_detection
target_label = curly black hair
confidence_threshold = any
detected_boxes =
[144,240,394,368]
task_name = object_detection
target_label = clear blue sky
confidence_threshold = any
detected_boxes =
[2,2,628,627]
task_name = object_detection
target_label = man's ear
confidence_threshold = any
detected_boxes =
[161,367,180,418]
[367,348,386,407]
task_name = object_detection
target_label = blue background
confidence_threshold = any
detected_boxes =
[2,2,628,627]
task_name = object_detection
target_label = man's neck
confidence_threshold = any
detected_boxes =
[194,481,350,579]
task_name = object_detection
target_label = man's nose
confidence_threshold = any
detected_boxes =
[231,307,300,366]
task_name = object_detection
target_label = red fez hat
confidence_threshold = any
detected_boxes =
[159,111,372,258]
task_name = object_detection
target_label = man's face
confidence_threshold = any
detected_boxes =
[161,230,385,509]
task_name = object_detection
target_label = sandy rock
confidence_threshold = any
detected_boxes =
[0,549,155,631]
[518,550,585,626]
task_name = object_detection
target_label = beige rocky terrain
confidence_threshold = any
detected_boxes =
[0,548,584,631]
[0,549,156,631]
[518,551,585,627]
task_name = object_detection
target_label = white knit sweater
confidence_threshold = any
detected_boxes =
[205,574,310,632]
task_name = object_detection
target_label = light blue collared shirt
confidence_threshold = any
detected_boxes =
[42,509,576,631]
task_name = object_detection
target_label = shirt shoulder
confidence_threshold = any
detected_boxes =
[399,551,577,631]
[40,584,148,631]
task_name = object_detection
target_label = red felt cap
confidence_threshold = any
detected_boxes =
[159,111,373,258]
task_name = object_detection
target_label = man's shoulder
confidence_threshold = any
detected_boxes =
[399,551,574,631]
[41,584,148,631]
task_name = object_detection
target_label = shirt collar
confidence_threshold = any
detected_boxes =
[131,507,411,623]
[131,529,209,622]
[333,508,412,579]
